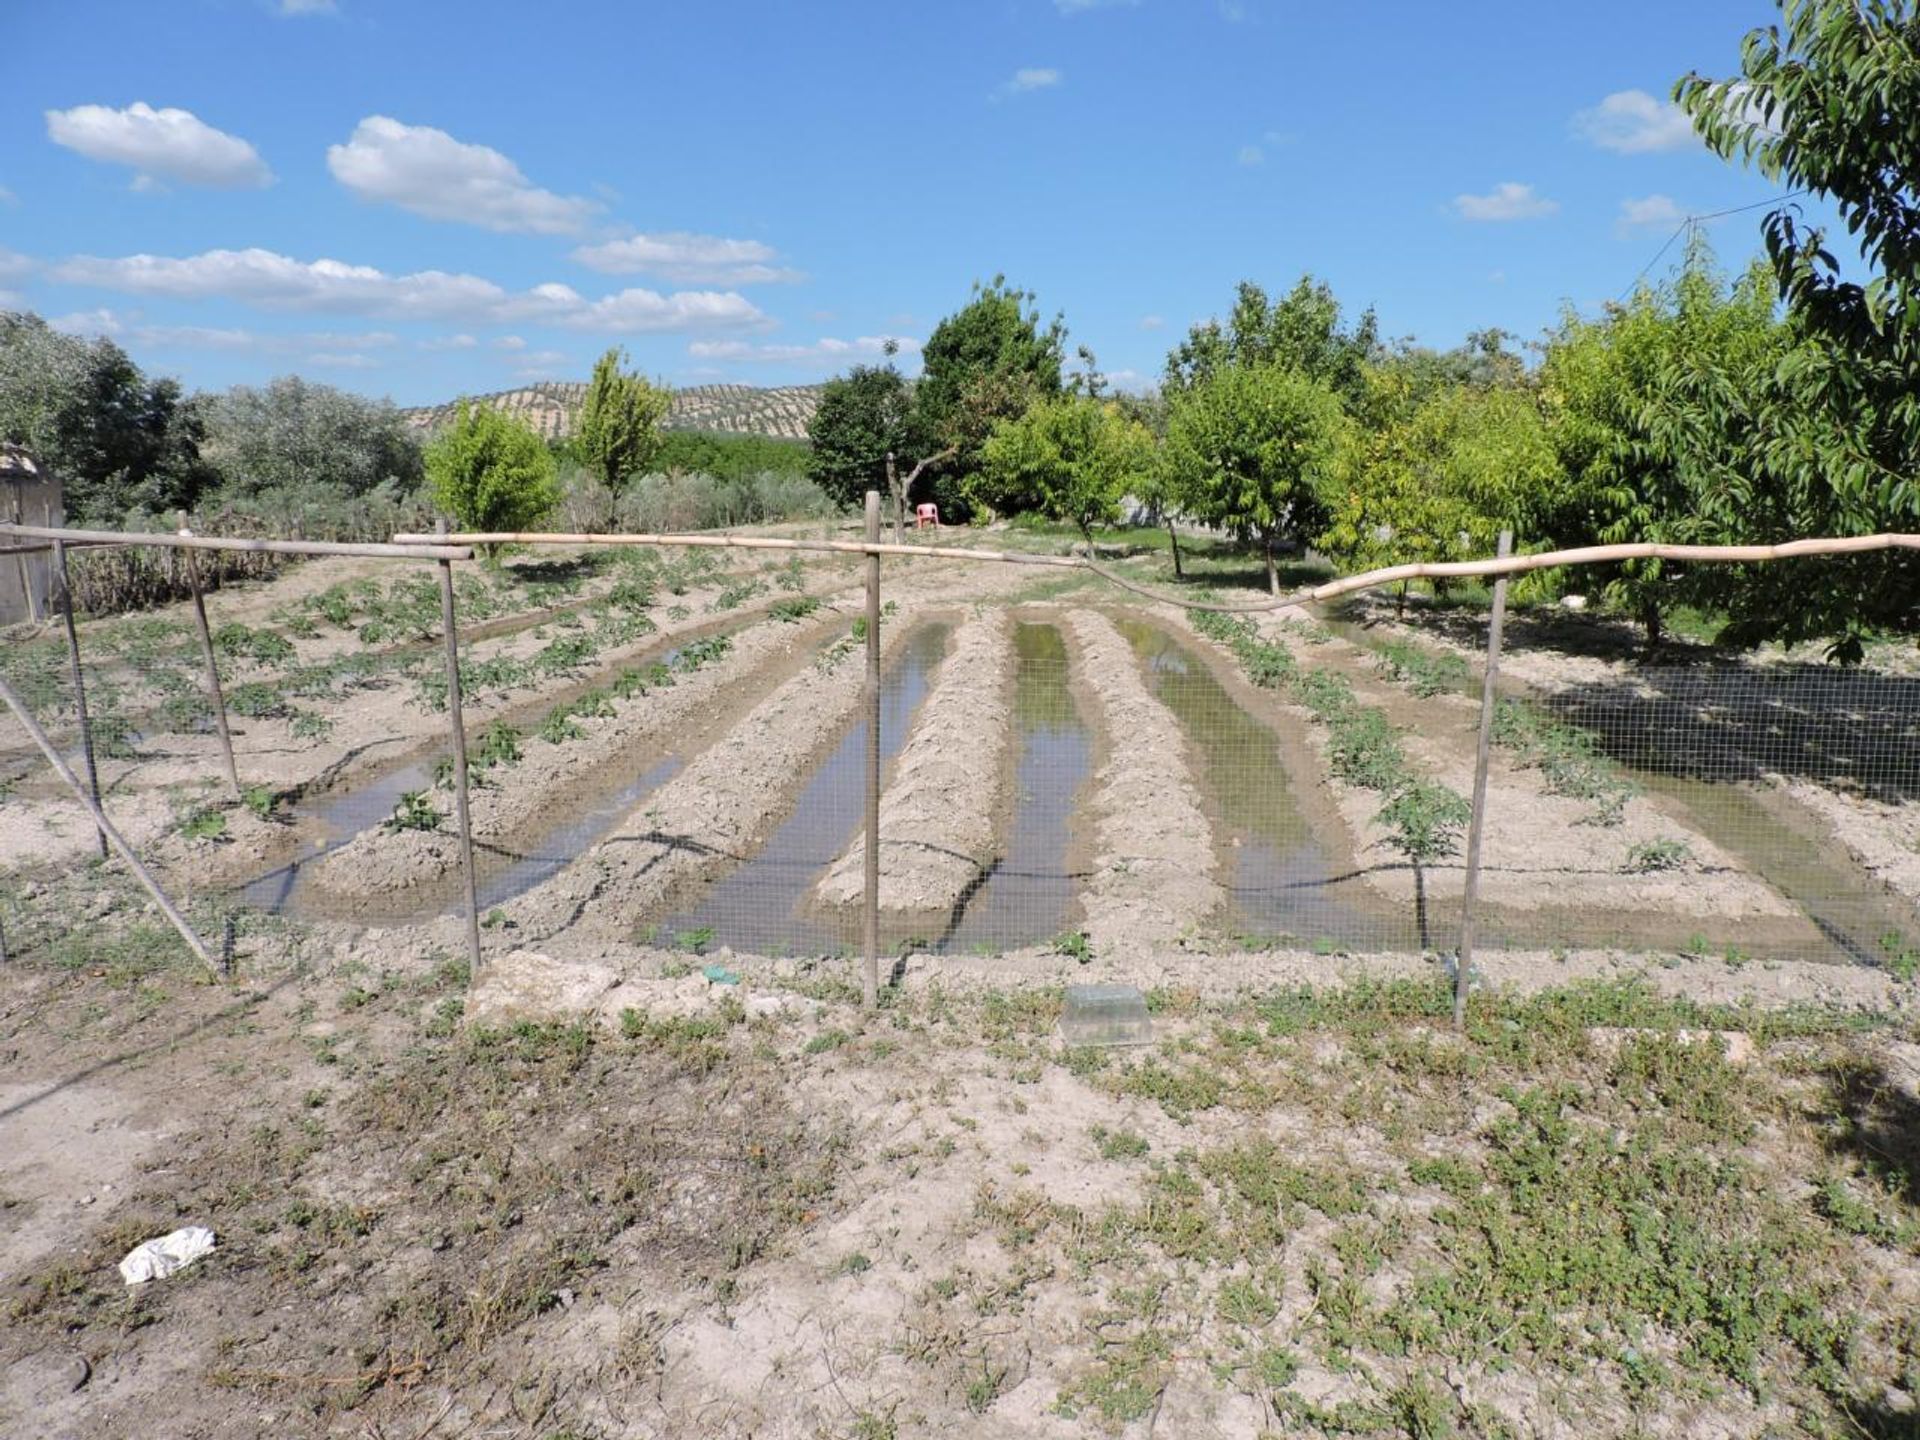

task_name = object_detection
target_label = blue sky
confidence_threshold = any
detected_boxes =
[0,0,1825,406]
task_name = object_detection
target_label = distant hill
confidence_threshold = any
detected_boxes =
[401,382,823,443]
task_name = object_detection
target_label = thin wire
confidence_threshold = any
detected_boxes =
[1618,189,1808,300]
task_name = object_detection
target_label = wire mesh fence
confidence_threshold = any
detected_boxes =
[4,516,1920,999]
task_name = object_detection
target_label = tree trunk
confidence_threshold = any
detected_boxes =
[1264,531,1279,595]
[1167,518,1183,580]
[884,452,904,544]
[1397,579,1408,621]
[1642,598,1664,652]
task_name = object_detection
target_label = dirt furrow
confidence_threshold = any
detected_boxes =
[1065,608,1223,953]
[814,610,1015,915]
[510,563,1034,945]
[306,603,860,901]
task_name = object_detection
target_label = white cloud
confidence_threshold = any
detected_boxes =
[1237,144,1264,167]
[1139,314,1164,330]
[0,248,33,283]
[0,185,15,206]
[491,334,527,351]
[327,116,600,235]
[570,231,803,285]
[513,349,571,378]
[1451,181,1558,222]
[418,333,478,351]
[1056,0,1139,12]
[689,335,921,365]
[0,291,23,309]
[998,68,1063,98]
[49,309,398,358]
[51,247,772,334]
[1617,193,1687,233]
[280,0,338,13]
[1488,270,1506,284]
[1104,368,1153,394]
[45,103,272,188]
[1236,129,1291,167]
[1573,89,1696,154]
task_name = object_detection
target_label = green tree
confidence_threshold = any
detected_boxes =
[201,376,422,502]
[1164,276,1379,408]
[424,401,559,556]
[576,346,670,507]
[807,361,914,510]
[1321,372,1563,612]
[977,396,1156,543]
[1675,0,1920,657]
[901,276,1067,530]
[1537,243,1786,644]
[0,311,208,521]
[1163,364,1349,593]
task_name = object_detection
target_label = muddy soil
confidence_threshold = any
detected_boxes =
[505,561,1038,946]
[1064,608,1224,954]
[0,550,861,880]
[306,602,862,906]
[814,609,1015,915]
[1337,594,1920,919]
[1171,609,1806,949]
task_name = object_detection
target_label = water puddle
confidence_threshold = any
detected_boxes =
[651,624,953,954]
[1115,617,1401,949]
[236,641,707,920]
[1324,614,1919,963]
[939,621,1093,952]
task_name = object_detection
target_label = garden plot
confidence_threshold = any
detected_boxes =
[815,609,1015,918]
[0,545,859,881]
[506,559,1041,948]
[1064,609,1224,953]
[1173,607,1818,956]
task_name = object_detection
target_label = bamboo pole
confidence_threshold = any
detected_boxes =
[0,672,218,976]
[1455,530,1513,1032]
[384,528,1920,616]
[0,522,471,562]
[178,518,242,802]
[437,519,483,980]
[53,540,108,860]
[862,492,882,1011]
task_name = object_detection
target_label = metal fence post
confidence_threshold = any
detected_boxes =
[437,518,483,981]
[862,490,882,1009]
[178,515,242,802]
[1455,530,1513,1031]
[53,539,108,859]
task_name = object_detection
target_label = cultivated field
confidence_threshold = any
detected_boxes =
[401,382,826,443]
[3,527,1919,1438]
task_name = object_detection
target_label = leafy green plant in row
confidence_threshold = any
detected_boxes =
[1493,698,1635,826]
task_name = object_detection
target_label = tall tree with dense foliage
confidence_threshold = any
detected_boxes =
[201,377,422,502]
[1163,364,1349,592]
[425,402,559,556]
[1321,371,1563,611]
[806,361,915,510]
[897,277,1067,529]
[0,311,208,521]
[1675,0,1920,656]
[1163,276,1379,408]
[575,346,670,506]
[977,396,1155,542]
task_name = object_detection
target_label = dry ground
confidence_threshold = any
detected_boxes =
[2,856,1918,1439]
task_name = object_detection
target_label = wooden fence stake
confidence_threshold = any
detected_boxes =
[178,516,241,802]
[1455,529,1513,1031]
[0,672,218,977]
[54,540,108,859]
[437,518,483,981]
[862,490,882,1010]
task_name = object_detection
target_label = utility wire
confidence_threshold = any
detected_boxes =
[1618,189,1808,300]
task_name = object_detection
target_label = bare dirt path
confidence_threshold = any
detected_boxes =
[814,609,1015,916]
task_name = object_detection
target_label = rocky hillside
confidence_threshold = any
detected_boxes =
[401,382,823,443]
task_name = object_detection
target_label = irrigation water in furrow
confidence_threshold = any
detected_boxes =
[939,620,1093,953]
[1323,616,1919,964]
[1114,618,1397,951]
[652,624,952,954]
